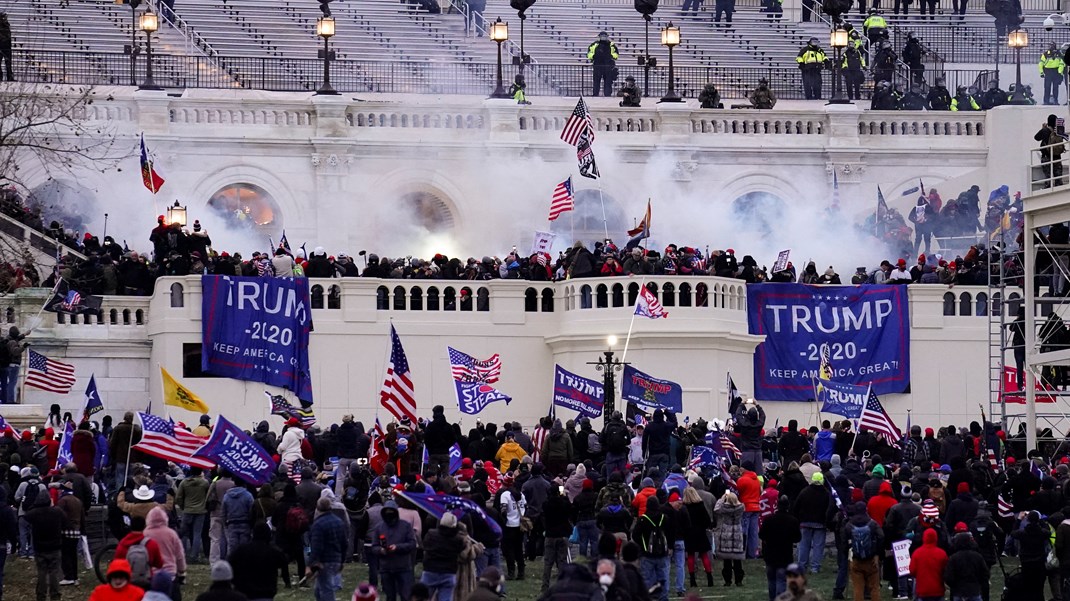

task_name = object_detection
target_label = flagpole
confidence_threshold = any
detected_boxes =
[597,182,609,242]
[620,276,646,363]
[849,384,870,458]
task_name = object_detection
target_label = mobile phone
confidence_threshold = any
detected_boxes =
[559,485,565,495]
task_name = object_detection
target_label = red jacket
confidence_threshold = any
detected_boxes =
[115,532,164,576]
[737,471,761,512]
[909,529,948,597]
[866,482,897,527]
[632,487,657,516]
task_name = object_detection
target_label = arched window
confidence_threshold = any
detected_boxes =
[444,287,457,311]
[628,283,640,306]
[109,309,118,325]
[170,282,184,308]
[596,284,609,308]
[410,287,423,311]
[392,286,406,311]
[310,285,325,310]
[959,292,972,317]
[580,285,593,309]
[661,283,676,307]
[525,288,538,312]
[477,288,490,312]
[696,283,708,307]
[460,287,473,312]
[612,284,624,307]
[541,288,554,312]
[376,286,389,310]
[207,183,282,237]
[679,282,692,307]
[943,292,956,316]
[4,308,12,323]
[427,287,440,311]
[328,285,341,309]
[135,309,144,325]
[123,309,131,325]
[975,292,988,317]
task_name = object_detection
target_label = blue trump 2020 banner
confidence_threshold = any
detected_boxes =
[194,415,277,486]
[553,365,604,419]
[747,284,910,401]
[622,365,683,414]
[201,276,314,402]
[815,378,868,419]
[455,381,511,415]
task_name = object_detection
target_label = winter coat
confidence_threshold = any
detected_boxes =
[495,441,527,473]
[422,525,466,573]
[760,507,801,567]
[143,506,186,575]
[176,476,209,515]
[909,528,948,597]
[541,431,573,464]
[251,421,277,454]
[737,471,762,512]
[684,501,712,552]
[945,492,980,530]
[944,536,989,598]
[277,427,305,465]
[714,499,745,560]
[866,482,897,527]
[370,516,417,572]
[70,429,97,477]
[793,483,831,526]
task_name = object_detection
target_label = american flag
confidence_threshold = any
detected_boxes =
[635,286,668,319]
[61,290,81,312]
[448,346,501,383]
[708,428,741,459]
[560,97,594,146]
[380,325,417,424]
[290,461,302,485]
[818,343,833,380]
[266,392,316,428]
[576,128,600,180]
[997,493,1014,518]
[25,350,77,394]
[0,415,21,439]
[531,424,548,463]
[134,412,215,469]
[859,389,901,447]
[689,445,719,470]
[548,177,575,222]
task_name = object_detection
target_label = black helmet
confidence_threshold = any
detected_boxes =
[808,37,819,44]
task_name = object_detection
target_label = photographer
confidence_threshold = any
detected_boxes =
[733,399,766,470]
[1035,113,1066,188]
[617,76,641,107]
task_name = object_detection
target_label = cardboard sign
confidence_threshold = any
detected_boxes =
[892,539,911,576]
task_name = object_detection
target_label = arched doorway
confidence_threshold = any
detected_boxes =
[397,191,455,233]
[731,191,788,236]
[207,183,281,235]
[549,189,628,245]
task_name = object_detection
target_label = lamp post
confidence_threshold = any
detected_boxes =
[511,1,534,75]
[489,17,511,98]
[1008,28,1030,105]
[658,22,682,103]
[138,11,161,90]
[828,27,850,104]
[117,0,142,86]
[167,201,187,227]
[588,335,627,420]
[316,16,339,95]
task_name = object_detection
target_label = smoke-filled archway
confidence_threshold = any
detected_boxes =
[207,183,282,234]
[398,191,455,234]
[731,191,788,236]
[550,189,628,244]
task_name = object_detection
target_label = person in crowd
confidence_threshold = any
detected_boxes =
[25,494,64,601]
[421,512,466,601]
[175,467,208,564]
[844,501,882,601]
[910,527,948,601]
[981,79,1007,109]
[466,566,503,601]
[308,496,347,601]
[1040,42,1066,106]
[587,31,619,97]
[952,85,981,111]
[634,496,670,601]
[618,76,641,108]
[748,78,777,109]
[1012,510,1050,601]
[927,78,952,110]
[1035,113,1066,188]
[370,500,416,601]
[0,12,13,82]
[205,470,234,564]
[715,491,746,586]
[195,561,245,601]
[776,563,822,601]
[841,42,866,101]
[793,472,830,574]
[3,326,25,404]
[142,506,186,600]
[796,38,827,100]
[698,83,723,109]
[90,560,145,601]
[229,523,290,601]
[760,494,800,601]
[55,482,83,586]
[682,486,714,588]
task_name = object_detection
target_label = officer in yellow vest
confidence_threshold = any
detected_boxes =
[862,9,887,47]
[796,37,828,100]
[587,31,620,97]
[1039,42,1066,105]
[951,85,981,111]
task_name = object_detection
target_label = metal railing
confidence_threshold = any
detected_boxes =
[9,49,993,99]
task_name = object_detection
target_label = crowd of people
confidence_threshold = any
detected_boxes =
[2,398,1068,601]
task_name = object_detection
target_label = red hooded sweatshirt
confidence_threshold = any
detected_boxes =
[866,481,897,527]
[737,471,761,512]
[909,528,948,597]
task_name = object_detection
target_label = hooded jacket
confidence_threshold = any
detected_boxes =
[222,486,254,524]
[642,410,673,456]
[370,505,417,572]
[251,421,277,454]
[494,440,527,473]
[143,506,186,575]
[541,423,574,463]
[88,560,145,601]
[944,534,989,597]
[909,528,948,597]
[760,501,801,567]
[737,470,762,512]
[422,520,466,573]
[793,480,831,526]
[866,481,897,527]
[277,426,305,465]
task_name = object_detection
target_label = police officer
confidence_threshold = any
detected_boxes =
[796,37,827,100]
[980,79,1007,109]
[927,77,952,110]
[871,81,900,110]
[902,32,925,86]
[951,85,981,111]
[841,41,866,101]
[617,75,641,107]
[1039,42,1066,105]
[862,9,887,46]
[748,78,777,108]
[872,40,897,85]
[587,31,619,97]
[902,85,927,110]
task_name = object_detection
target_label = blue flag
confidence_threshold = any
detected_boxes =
[455,381,511,415]
[83,375,103,421]
[621,365,683,414]
[55,420,75,470]
[688,445,719,470]
[448,443,463,475]
[815,378,868,419]
[552,365,604,419]
[193,416,277,486]
[396,490,502,537]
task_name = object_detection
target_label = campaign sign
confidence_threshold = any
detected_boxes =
[456,381,511,415]
[194,416,277,486]
[201,276,314,402]
[747,284,910,401]
[892,540,911,576]
[553,365,604,419]
[815,378,867,419]
[621,365,683,414]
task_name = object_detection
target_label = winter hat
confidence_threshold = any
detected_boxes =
[352,583,379,601]
[668,492,681,503]
[439,513,458,529]
[957,482,970,495]
[1006,457,1017,465]
[921,500,940,519]
[193,220,201,231]
[211,561,234,582]
[872,464,886,477]
[582,479,594,491]
[851,488,864,503]
[954,522,969,533]
[810,472,825,485]
[900,485,913,499]
[641,477,655,488]
[925,427,934,437]
[150,571,173,593]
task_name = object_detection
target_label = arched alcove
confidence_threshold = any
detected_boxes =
[549,189,628,245]
[207,183,282,235]
[731,191,789,236]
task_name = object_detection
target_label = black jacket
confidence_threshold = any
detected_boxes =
[230,537,291,599]
[759,509,801,567]
[642,414,673,456]
[792,484,831,525]
[336,421,360,459]
[944,541,989,597]
[25,504,65,553]
[424,414,456,455]
[195,583,249,601]
[422,526,466,573]
[544,494,574,538]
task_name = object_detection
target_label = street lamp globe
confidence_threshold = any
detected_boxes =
[316,16,336,38]
[167,201,187,227]
[1008,28,1028,48]
[139,11,159,33]
[607,335,618,348]
[489,17,509,42]
[830,27,848,48]
[660,22,680,47]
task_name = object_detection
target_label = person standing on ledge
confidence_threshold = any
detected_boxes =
[796,38,828,100]
[587,31,619,98]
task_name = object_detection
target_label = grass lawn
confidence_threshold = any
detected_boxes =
[0,553,1019,601]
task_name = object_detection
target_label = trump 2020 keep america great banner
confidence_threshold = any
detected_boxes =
[201,275,314,402]
[747,284,910,401]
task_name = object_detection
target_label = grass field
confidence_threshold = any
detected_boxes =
[0,552,1019,601]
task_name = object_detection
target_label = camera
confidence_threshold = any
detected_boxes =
[357,458,369,466]
[1046,16,1056,29]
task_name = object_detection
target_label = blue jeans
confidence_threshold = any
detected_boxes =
[648,454,670,477]
[766,564,786,601]
[314,562,341,601]
[834,543,848,596]
[576,520,600,557]
[640,556,670,601]
[420,571,456,601]
[672,540,686,593]
[797,525,826,573]
[3,365,17,404]
[604,452,628,478]
[742,511,760,559]
[225,522,250,554]
[18,516,32,557]
[380,569,413,601]
[182,513,206,561]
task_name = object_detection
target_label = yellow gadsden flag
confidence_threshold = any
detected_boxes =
[161,366,210,414]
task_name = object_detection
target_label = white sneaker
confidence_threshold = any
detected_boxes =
[59,580,76,586]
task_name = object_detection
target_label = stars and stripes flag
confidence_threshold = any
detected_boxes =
[134,412,215,469]
[61,290,81,312]
[688,445,719,470]
[818,343,833,380]
[997,493,1014,518]
[25,350,76,394]
[380,325,417,424]
[635,285,668,319]
[140,134,165,194]
[859,388,902,447]
[266,392,317,428]
[560,97,594,146]
[548,177,575,221]
[0,415,20,439]
[448,347,501,384]
[290,462,302,485]
[708,427,741,459]
[531,423,548,463]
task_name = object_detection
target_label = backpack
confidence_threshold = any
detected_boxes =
[286,505,310,534]
[851,523,875,560]
[587,432,602,455]
[605,424,629,454]
[20,482,39,512]
[642,514,668,557]
[126,539,152,587]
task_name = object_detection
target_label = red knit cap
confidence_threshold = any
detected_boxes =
[582,479,594,491]
[851,488,864,503]
[954,522,969,533]
[925,428,934,437]
[1006,457,1016,465]
[668,492,681,503]
[957,482,970,495]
